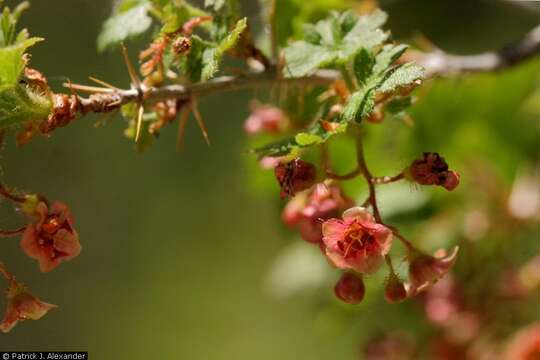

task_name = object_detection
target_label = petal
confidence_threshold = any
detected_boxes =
[0,304,19,333]
[17,295,57,321]
[370,224,393,254]
[20,225,41,260]
[53,229,82,260]
[342,207,374,223]
[321,219,347,250]
[325,250,350,270]
[349,252,384,274]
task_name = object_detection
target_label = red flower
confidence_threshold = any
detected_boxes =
[408,153,460,191]
[21,201,81,272]
[334,272,365,304]
[408,247,459,293]
[0,279,56,333]
[321,207,393,274]
[244,103,288,135]
[275,159,317,198]
[282,183,354,244]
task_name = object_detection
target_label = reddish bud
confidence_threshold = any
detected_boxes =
[275,159,317,198]
[244,103,288,135]
[408,153,460,191]
[172,36,192,55]
[408,247,459,293]
[334,272,365,304]
[385,274,408,303]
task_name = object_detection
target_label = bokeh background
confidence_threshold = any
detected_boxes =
[1,0,540,358]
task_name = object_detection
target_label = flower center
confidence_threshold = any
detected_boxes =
[339,222,374,259]
[42,216,61,235]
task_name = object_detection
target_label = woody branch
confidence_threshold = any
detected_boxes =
[74,24,540,113]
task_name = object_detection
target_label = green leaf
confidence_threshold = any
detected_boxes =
[0,85,52,129]
[204,0,226,11]
[353,49,375,85]
[378,63,424,93]
[0,1,30,46]
[283,41,336,77]
[97,3,153,52]
[0,37,42,89]
[295,132,323,146]
[283,9,389,78]
[341,89,375,123]
[200,17,247,81]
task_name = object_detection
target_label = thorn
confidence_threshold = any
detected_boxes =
[191,98,210,146]
[121,43,142,90]
[135,103,144,143]
[88,76,120,91]
[63,83,114,93]
[176,106,191,152]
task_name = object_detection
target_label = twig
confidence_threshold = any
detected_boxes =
[413,24,540,77]
[71,24,540,116]
[372,172,405,185]
[0,227,26,237]
[355,133,382,223]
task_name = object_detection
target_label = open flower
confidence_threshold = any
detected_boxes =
[408,247,459,293]
[282,183,354,244]
[21,201,81,272]
[321,207,393,274]
[0,279,56,333]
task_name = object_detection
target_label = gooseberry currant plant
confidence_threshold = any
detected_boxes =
[0,0,539,335]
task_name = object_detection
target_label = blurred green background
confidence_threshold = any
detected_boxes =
[0,0,540,358]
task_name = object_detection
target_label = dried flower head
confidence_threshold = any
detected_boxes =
[275,159,317,198]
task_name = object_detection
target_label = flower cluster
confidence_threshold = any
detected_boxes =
[271,154,459,305]
[0,185,81,332]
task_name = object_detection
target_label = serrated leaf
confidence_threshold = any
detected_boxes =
[353,49,375,85]
[0,85,52,129]
[283,41,336,77]
[200,17,247,81]
[341,88,375,123]
[97,4,152,52]
[372,44,408,75]
[385,96,413,114]
[204,0,226,10]
[283,9,389,78]
[378,63,424,93]
[0,37,42,89]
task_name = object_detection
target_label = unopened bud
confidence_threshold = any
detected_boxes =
[334,272,365,304]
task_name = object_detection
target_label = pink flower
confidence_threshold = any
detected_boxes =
[282,183,354,244]
[408,247,459,293]
[321,207,393,274]
[0,279,56,333]
[334,272,365,304]
[275,158,317,198]
[21,201,81,272]
[503,323,540,360]
[244,103,288,135]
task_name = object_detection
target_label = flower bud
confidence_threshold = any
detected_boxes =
[334,272,365,304]
[275,159,317,198]
[0,279,56,333]
[408,247,459,293]
[244,103,288,135]
[385,274,408,303]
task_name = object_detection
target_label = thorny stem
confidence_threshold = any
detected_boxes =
[71,23,540,117]
[0,185,26,203]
